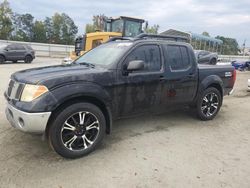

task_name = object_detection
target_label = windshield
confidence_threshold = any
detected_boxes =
[74,42,132,66]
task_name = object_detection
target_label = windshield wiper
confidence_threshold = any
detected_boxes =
[75,62,95,68]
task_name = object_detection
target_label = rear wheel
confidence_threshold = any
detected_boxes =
[0,55,5,64]
[210,58,217,65]
[49,102,106,158]
[196,87,222,120]
[24,55,33,63]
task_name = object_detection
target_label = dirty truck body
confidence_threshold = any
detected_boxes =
[5,35,235,158]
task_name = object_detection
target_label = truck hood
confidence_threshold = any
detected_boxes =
[11,64,113,89]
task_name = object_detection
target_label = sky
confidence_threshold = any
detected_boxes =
[8,0,250,47]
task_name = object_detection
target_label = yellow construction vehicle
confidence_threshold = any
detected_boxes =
[70,16,145,60]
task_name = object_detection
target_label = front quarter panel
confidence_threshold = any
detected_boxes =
[11,82,114,113]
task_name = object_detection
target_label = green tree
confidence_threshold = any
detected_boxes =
[49,13,78,44]
[0,0,13,39]
[92,14,107,31]
[32,20,47,43]
[202,31,210,37]
[144,24,159,34]
[85,23,95,33]
[51,13,62,43]
[11,13,34,41]
[61,13,78,44]
[44,17,53,42]
[216,36,240,55]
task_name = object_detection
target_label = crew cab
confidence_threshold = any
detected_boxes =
[4,34,236,158]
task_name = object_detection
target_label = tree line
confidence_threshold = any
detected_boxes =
[0,0,78,45]
[201,32,240,55]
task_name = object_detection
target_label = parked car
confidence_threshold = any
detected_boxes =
[0,43,35,64]
[194,50,218,65]
[4,34,236,158]
[231,60,250,71]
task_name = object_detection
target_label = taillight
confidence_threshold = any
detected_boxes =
[231,68,236,86]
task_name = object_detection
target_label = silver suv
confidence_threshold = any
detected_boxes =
[0,43,35,64]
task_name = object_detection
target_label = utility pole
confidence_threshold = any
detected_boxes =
[242,39,246,56]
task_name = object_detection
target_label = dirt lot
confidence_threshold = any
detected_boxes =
[0,58,250,188]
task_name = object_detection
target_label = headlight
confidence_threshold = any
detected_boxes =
[21,84,48,102]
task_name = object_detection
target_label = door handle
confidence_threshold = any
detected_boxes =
[159,76,166,82]
[187,73,195,78]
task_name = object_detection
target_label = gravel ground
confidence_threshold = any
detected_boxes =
[0,58,250,188]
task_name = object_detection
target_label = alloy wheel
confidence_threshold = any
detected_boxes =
[201,92,219,117]
[61,111,100,151]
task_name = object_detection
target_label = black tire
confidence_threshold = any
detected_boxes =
[49,102,106,159]
[0,55,5,64]
[196,87,222,121]
[24,55,33,63]
[210,58,217,65]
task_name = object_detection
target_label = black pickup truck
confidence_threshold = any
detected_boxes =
[4,34,236,158]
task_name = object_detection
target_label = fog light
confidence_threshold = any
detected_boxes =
[18,117,24,127]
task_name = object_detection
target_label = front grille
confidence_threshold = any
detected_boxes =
[7,80,25,100]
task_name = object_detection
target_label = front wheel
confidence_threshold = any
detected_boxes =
[48,102,106,158]
[196,87,222,120]
[0,55,5,64]
[210,58,217,65]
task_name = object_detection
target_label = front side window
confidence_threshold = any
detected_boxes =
[124,45,161,72]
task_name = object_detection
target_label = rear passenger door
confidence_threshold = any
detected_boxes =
[161,44,198,105]
[15,44,26,59]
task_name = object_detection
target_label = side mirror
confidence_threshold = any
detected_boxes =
[127,60,144,72]
[5,48,9,51]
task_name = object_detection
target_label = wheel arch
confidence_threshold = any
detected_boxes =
[206,83,223,97]
[0,54,6,60]
[25,54,33,59]
[193,75,224,104]
[45,95,113,139]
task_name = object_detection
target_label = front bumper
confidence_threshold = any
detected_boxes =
[5,103,51,134]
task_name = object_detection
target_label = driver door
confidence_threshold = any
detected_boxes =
[115,44,164,117]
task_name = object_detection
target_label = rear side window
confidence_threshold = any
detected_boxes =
[7,44,16,50]
[26,45,33,50]
[164,45,191,71]
[16,45,25,50]
[125,45,161,72]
